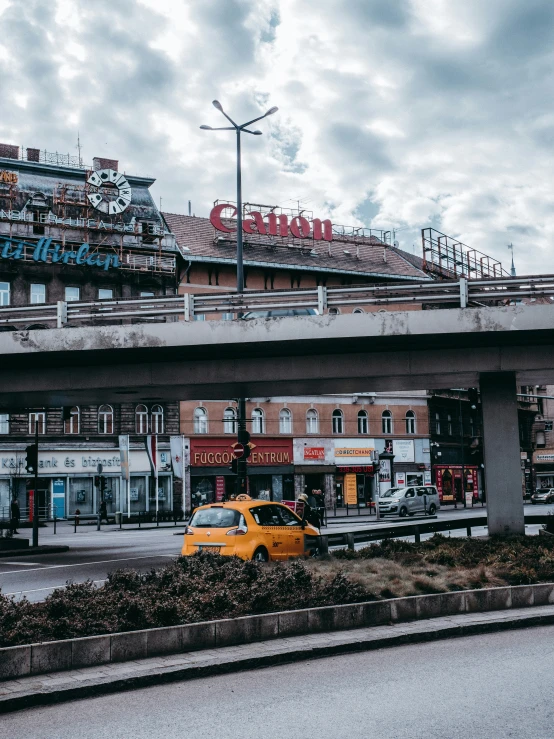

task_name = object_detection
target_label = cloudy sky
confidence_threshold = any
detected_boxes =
[1,0,553,272]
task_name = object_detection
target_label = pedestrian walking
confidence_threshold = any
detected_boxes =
[99,500,109,524]
[298,493,321,531]
[312,489,326,527]
[10,498,20,534]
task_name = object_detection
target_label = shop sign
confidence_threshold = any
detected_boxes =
[536,454,554,462]
[191,437,293,467]
[379,459,391,483]
[344,473,358,505]
[337,465,374,474]
[0,235,120,271]
[0,170,17,184]
[0,450,163,476]
[210,203,333,242]
[395,472,406,486]
[304,447,325,461]
[333,440,375,465]
[392,439,415,463]
[423,470,432,485]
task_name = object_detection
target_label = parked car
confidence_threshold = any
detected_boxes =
[182,497,320,561]
[379,485,440,517]
[241,308,318,319]
[531,489,554,505]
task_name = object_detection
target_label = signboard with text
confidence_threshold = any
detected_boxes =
[191,437,293,467]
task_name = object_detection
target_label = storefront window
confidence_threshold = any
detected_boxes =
[129,475,147,512]
[101,477,119,513]
[149,475,171,511]
[69,477,94,515]
[192,477,214,509]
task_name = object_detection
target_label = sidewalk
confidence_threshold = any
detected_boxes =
[2,603,554,713]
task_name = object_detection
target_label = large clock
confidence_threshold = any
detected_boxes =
[86,169,132,215]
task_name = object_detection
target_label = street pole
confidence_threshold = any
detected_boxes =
[459,394,466,508]
[201,100,278,500]
[32,424,39,548]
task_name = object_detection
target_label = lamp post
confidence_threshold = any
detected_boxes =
[200,100,278,496]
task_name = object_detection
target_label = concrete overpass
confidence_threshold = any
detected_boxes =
[1,301,554,536]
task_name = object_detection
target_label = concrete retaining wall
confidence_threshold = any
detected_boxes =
[2,582,553,681]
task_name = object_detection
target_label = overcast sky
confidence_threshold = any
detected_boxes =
[1,0,553,273]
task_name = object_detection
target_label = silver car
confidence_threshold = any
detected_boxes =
[379,485,440,517]
[531,489,554,505]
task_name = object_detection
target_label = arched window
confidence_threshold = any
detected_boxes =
[332,409,344,435]
[223,407,237,434]
[353,308,365,314]
[357,410,368,435]
[381,410,393,434]
[135,404,149,434]
[251,408,265,435]
[151,405,164,434]
[64,406,80,435]
[406,410,416,435]
[279,408,292,434]
[194,407,208,434]
[328,307,340,315]
[306,409,319,434]
[435,412,441,435]
[98,405,114,434]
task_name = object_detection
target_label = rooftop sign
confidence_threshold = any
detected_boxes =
[0,236,120,271]
[210,203,333,242]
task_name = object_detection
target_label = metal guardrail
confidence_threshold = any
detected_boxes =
[320,513,553,550]
[0,274,553,328]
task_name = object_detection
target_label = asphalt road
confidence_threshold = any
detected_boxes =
[3,626,554,738]
[1,503,551,602]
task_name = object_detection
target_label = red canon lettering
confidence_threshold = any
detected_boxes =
[210,203,237,233]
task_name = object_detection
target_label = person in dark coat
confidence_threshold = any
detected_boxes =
[298,493,321,531]
[312,490,326,527]
[99,500,109,524]
[10,498,20,534]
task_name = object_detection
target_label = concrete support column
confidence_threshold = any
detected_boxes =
[480,372,525,535]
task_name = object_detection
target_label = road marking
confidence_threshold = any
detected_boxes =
[0,554,179,576]
[1,561,41,566]
[5,579,107,596]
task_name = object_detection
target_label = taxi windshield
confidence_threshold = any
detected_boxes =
[190,508,241,528]
[381,488,403,498]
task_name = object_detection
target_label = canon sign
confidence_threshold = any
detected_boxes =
[210,203,333,242]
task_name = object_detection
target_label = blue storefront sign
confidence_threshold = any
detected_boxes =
[0,236,120,271]
[52,478,65,518]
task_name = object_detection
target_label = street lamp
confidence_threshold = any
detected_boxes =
[200,99,278,495]
[200,99,278,293]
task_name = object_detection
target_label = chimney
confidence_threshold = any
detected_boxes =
[26,147,40,162]
[0,143,19,160]
[93,156,119,171]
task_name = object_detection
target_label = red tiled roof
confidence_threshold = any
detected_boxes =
[162,212,429,281]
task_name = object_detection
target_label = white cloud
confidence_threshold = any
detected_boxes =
[0,0,553,273]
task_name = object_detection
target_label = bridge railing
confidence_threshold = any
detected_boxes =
[0,274,553,328]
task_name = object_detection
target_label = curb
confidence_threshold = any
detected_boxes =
[1,608,553,713]
[0,545,69,558]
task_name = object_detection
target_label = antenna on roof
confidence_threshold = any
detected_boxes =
[76,131,83,167]
[188,200,192,216]
[508,243,516,276]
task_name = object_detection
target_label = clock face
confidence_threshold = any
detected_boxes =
[86,169,132,215]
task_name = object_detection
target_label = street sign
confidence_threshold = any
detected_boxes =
[233,443,245,459]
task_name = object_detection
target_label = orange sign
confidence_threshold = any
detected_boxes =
[344,473,358,505]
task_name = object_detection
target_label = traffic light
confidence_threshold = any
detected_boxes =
[25,444,38,474]
[238,428,250,446]
[230,457,238,474]
[100,476,107,493]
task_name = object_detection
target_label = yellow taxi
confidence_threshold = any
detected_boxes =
[181,496,321,561]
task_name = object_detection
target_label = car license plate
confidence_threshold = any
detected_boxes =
[198,546,221,554]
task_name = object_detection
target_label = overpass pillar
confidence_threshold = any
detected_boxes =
[480,372,525,536]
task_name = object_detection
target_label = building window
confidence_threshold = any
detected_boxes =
[194,407,208,434]
[251,408,265,435]
[306,409,319,434]
[30,284,46,304]
[98,288,113,300]
[332,409,344,435]
[194,314,206,321]
[98,405,114,434]
[328,307,340,315]
[357,410,368,434]
[135,404,149,434]
[406,410,416,435]
[151,405,164,434]
[353,308,365,314]
[279,408,292,434]
[382,410,393,435]
[29,411,46,435]
[0,413,9,434]
[447,414,453,436]
[65,286,80,302]
[223,407,237,434]
[0,282,10,306]
[64,406,80,434]
[435,412,441,435]
[222,313,234,321]
[140,292,154,297]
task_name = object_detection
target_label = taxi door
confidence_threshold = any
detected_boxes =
[276,504,305,558]
[250,505,287,560]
